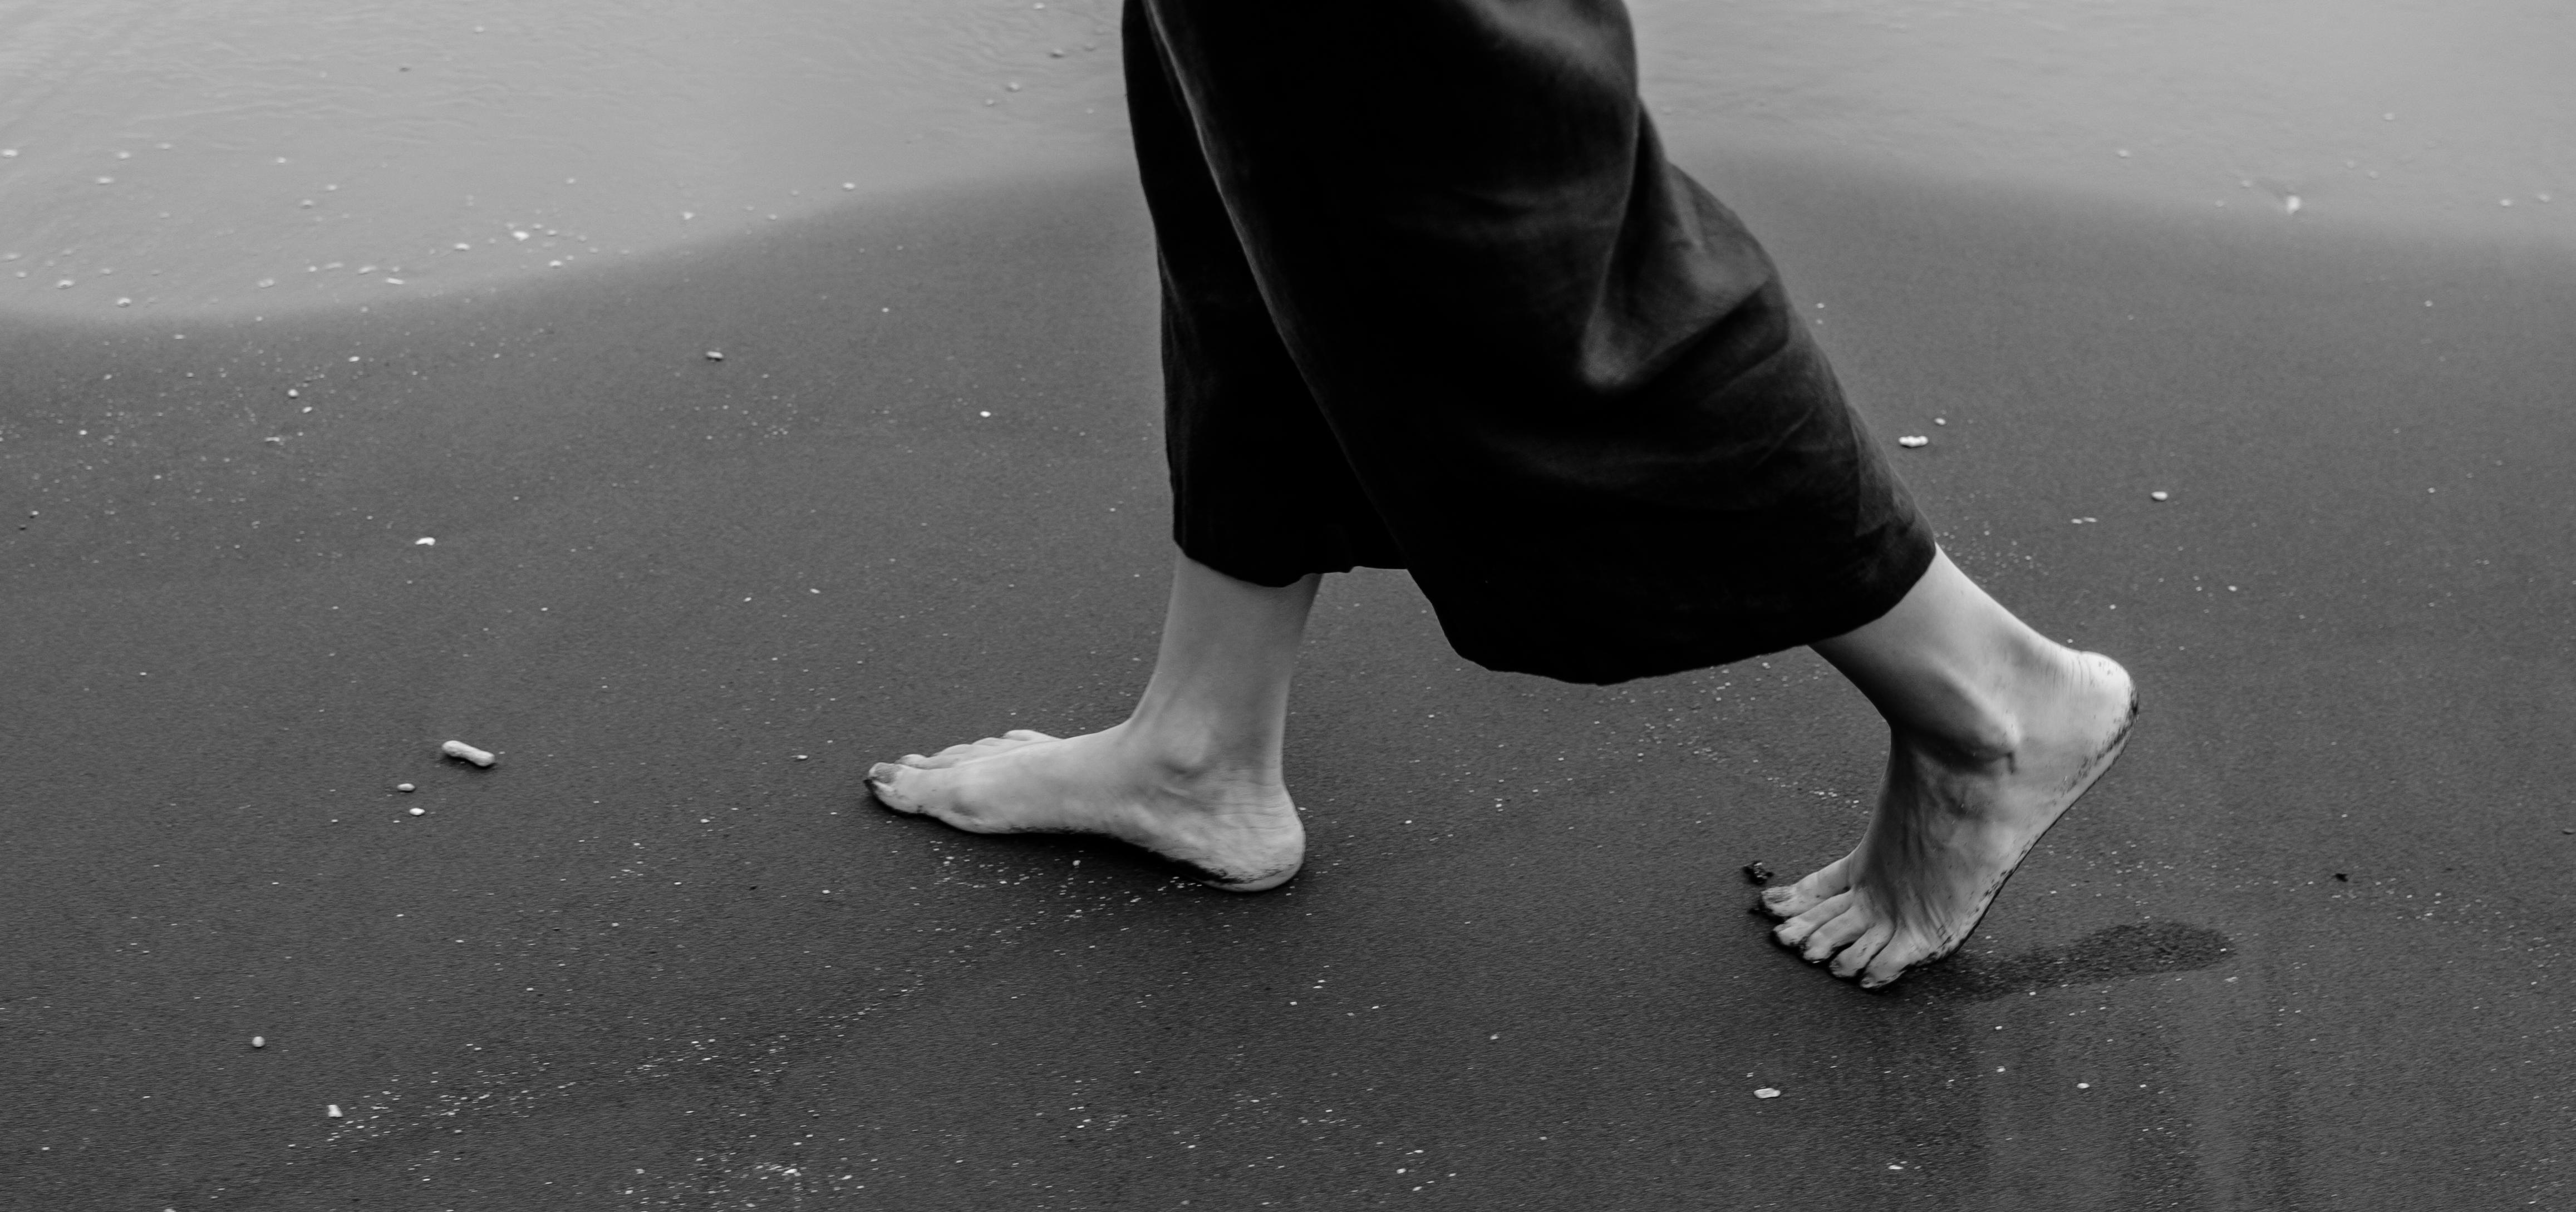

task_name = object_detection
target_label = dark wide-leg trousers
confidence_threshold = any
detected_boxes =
[1127,0,1936,686]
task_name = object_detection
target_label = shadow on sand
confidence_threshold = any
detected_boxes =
[1897,920,2235,1003]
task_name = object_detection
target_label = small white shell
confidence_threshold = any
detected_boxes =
[1754,1087,1782,1099]
[440,740,496,767]
[326,1104,343,1117]
[1897,435,1929,449]
[2150,490,2170,502]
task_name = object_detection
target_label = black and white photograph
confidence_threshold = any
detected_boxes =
[3,1,2569,1206]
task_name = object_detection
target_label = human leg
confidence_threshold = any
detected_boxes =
[1762,548,2137,986]
[867,554,1316,891]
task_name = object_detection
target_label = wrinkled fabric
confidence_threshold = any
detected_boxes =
[1127,0,1935,684]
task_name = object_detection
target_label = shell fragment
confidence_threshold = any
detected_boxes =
[440,740,496,768]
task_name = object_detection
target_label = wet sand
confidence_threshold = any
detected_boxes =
[4,151,2574,1209]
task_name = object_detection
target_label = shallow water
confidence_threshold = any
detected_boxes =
[1638,0,2575,233]
[0,0,1130,316]
[0,0,2567,319]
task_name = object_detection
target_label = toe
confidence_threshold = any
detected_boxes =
[1771,891,1850,948]
[1830,922,1894,980]
[1798,901,1872,964]
[909,743,989,770]
[1004,729,1056,742]
[1759,855,1851,919]
[1759,883,1826,919]
[1859,929,1936,988]
[867,763,921,811]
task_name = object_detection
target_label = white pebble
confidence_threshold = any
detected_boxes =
[251,1036,264,1048]
[1933,417,1946,425]
[1897,435,1929,448]
[2150,490,2170,501]
[407,806,425,816]
[704,350,724,361]
[415,536,435,546]
[441,740,497,767]
[1754,1087,1782,1099]
[396,782,415,792]
[326,1104,342,1117]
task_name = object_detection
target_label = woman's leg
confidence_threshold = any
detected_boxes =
[867,553,1318,891]
[1764,548,2138,987]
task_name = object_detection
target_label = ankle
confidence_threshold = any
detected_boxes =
[1896,638,2085,765]
[1110,712,1282,787]
[1900,704,2023,767]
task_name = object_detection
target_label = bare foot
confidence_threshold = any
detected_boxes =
[1761,649,2138,987]
[866,725,1305,891]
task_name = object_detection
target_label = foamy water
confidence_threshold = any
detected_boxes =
[0,0,2566,319]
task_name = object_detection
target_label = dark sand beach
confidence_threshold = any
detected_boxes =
[5,142,2573,1208]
